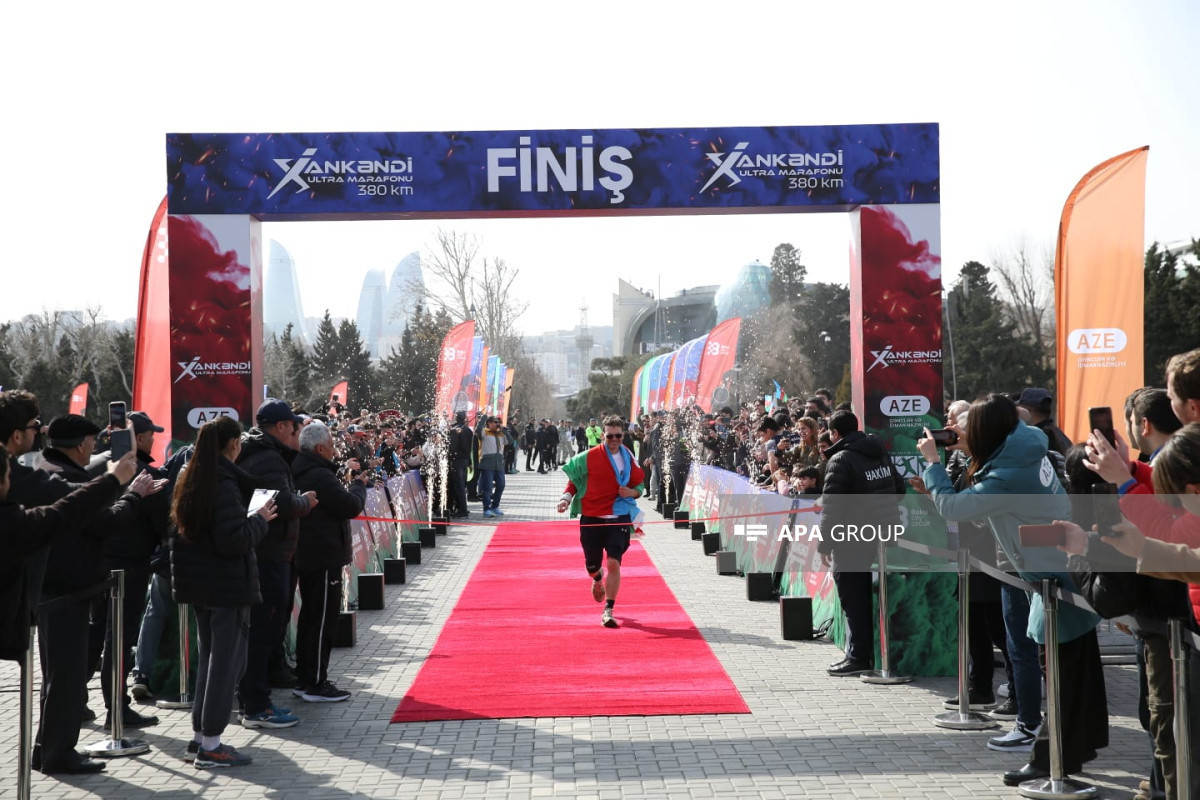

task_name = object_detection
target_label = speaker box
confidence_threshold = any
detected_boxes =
[673,510,690,529]
[691,521,706,540]
[401,540,422,565]
[746,572,774,601]
[419,527,437,548]
[383,558,406,584]
[357,573,385,610]
[715,550,738,575]
[780,596,814,640]
[333,611,357,648]
[702,531,721,556]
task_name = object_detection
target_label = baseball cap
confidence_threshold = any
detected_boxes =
[1017,388,1052,410]
[129,411,165,435]
[257,398,304,426]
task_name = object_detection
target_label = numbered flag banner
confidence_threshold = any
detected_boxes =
[435,321,476,418]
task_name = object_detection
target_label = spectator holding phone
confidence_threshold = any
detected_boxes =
[171,415,277,768]
[918,393,1105,787]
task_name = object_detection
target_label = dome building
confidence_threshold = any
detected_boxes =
[714,261,772,323]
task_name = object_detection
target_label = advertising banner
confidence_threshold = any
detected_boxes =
[695,317,741,412]
[69,382,88,416]
[677,336,707,408]
[630,365,644,420]
[166,215,260,445]
[1054,147,1148,442]
[133,196,173,463]
[501,368,515,424]
[167,124,938,218]
[662,350,681,410]
[365,488,397,563]
[434,321,475,419]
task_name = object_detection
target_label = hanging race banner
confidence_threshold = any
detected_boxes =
[695,317,741,412]
[434,320,476,418]
[1054,147,1148,442]
[68,382,89,416]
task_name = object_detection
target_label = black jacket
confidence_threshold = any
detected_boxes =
[448,423,474,464]
[38,449,143,595]
[7,459,76,611]
[292,450,367,572]
[171,458,267,608]
[818,431,906,564]
[0,473,124,661]
[237,428,311,564]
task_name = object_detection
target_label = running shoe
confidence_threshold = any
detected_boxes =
[987,720,1041,752]
[492,508,505,516]
[240,709,300,728]
[194,744,252,769]
[601,608,618,628]
[483,509,496,518]
[988,697,1018,720]
[591,576,605,603]
[183,741,199,763]
[300,681,351,703]
[941,691,996,710]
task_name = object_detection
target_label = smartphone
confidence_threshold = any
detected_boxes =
[109,428,133,460]
[1018,523,1066,547]
[246,488,278,518]
[109,401,127,431]
[1092,482,1123,535]
[1088,406,1116,446]
[929,429,959,447]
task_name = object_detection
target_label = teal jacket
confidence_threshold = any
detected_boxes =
[923,421,1100,644]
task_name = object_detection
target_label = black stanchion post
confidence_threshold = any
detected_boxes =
[1171,619,1192,800]
[157,603,193,709]
[862,541,911,685]
[18,621,33,800]
[934,549,998,730]
[86,570,150,757]
[1017,580,1095,798]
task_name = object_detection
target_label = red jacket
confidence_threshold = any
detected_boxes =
[1119,460,1200,623]
[565,446,645,518]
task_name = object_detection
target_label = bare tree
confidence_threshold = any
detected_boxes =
[414,228,480,321]
[989,240,1056,384]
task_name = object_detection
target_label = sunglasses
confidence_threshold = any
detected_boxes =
[605,433,624,440]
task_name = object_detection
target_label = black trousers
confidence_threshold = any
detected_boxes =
[1030,629,1108,773]
[832,569,874,665]
[193,605,249,737]
[967,598,1008,694]
[36,598,91,767]
[88,566,150,711]
[295,568,342,687]
[238,560,290,715]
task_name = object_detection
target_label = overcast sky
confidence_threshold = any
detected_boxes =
[3,0,1195,336]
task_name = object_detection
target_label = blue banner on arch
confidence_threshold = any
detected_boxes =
[167,124,938,217]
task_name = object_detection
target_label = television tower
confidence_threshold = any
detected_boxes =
[576,302,594,391]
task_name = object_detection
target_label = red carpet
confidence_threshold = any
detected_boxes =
[391,521,749,721]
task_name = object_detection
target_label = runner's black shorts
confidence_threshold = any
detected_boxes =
[579,514,632,574]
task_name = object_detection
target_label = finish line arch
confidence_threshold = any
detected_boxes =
[161,123,941,479]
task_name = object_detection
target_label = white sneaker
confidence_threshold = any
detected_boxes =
[601,608,618,628]
[987,720,1041,752]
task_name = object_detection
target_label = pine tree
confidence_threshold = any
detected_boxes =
[311,310,341,385]
[943,261,1042,401]
[769,243,807,307]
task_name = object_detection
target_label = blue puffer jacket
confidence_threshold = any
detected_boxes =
[923,421,1100,644]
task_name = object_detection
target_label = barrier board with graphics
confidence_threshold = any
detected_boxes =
[682,465,955,677]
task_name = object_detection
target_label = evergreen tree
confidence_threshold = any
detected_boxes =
[311,310,341,384]
[792,282,851,393]
[943,261,1042,401]
[337,319,375,412]
[769,243,807,307]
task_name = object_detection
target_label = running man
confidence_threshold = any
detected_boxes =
[556,415,645,628]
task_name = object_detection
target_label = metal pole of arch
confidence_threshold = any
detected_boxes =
[1171,619,1192,800]
[862,541,911,685]
[1018,580,1095,799]
[934,549,999,730]
[85,570,150,758]
[17,622,34,800]
[156,603,193,709]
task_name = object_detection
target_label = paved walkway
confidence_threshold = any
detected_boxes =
[1,469,1153,799]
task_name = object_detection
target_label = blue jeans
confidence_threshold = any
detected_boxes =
[479,469,505,510]
[135,572,174,678]
[1000,584,1042,729]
